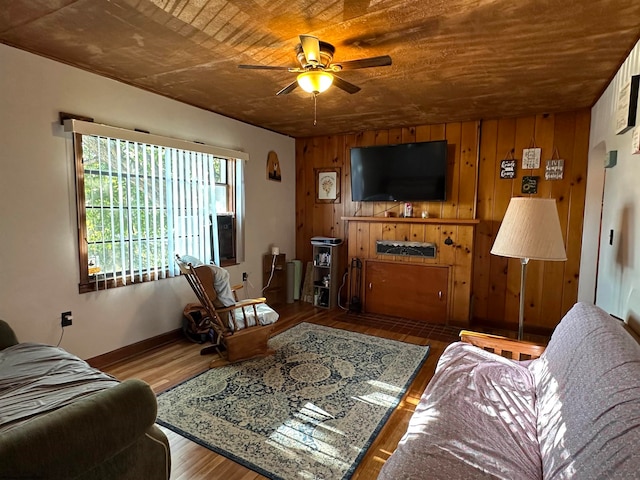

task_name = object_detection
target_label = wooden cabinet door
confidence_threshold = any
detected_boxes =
[364,261,449,324]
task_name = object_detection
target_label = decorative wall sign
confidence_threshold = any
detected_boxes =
[267,151,281,182]
[616,75,639,135]
[522,148,541,169]
[315,167,341,203]
[500,159,516,179]
[632,127,640,155]
[522,176,539,194]
[545,159,564,180]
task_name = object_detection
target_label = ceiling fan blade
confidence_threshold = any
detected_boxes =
[332,75,361,94]
[276,80,299,96]
[299,35,321,64]
[333,55,392,70]
[238,64,291,70]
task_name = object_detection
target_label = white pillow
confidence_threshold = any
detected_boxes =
[207,264,236,307]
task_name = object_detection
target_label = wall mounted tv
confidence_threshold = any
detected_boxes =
[350,140,448,202]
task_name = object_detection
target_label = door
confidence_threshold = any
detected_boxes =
[364,261,449,324]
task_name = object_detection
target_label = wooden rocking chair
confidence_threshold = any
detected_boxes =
[175,255,279,367]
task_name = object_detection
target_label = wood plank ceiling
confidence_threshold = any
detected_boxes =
[1,0,639,138]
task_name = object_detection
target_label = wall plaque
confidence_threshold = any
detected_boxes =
[522,176,539,194]
[545,159,564,180]
[522,148,541,169]
[500,159,516,179]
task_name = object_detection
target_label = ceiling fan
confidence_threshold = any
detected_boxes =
[238,35,392,96]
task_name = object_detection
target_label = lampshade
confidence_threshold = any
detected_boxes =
[491,197,567,261]
[297,70,334,94]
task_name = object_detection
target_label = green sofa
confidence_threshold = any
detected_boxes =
[0,320,171,480]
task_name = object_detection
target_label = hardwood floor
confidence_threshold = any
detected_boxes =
[103,302,460,480]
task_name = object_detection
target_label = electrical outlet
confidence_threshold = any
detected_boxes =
[242,272,248,281]
[61,311,73,327]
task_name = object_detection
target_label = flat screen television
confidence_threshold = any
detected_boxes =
[350,140,448,202]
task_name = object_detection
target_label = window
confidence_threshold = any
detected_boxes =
[67,120,246,293]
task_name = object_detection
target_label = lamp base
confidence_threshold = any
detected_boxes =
[518,258,529,340]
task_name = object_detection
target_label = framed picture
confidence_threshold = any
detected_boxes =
[315,167,340,203]
[616,75,639,135]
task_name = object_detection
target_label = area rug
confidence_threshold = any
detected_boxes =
[156,322,430,480]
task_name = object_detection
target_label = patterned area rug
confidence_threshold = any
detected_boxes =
[156,323,430,480]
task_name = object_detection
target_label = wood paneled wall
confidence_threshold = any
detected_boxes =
[295,110,590,332]
[474,111,590,332]
[295,122,479,268]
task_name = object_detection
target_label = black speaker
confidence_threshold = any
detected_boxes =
[215,214,235,262]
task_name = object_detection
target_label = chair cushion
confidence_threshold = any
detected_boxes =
[205,264,237,307]
[528,302,640,479]
[230,303,279,330]
[183,261,236,308]
[379,342,541,480]
[0,343,119,432]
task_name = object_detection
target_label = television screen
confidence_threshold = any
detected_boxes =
[350,140,448,202]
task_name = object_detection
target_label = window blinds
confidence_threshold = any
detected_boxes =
[67,119,246,288]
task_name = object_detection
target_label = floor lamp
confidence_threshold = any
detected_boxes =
[490,197,567,340]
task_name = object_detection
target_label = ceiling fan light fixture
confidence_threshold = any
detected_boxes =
[297,70,334,94]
